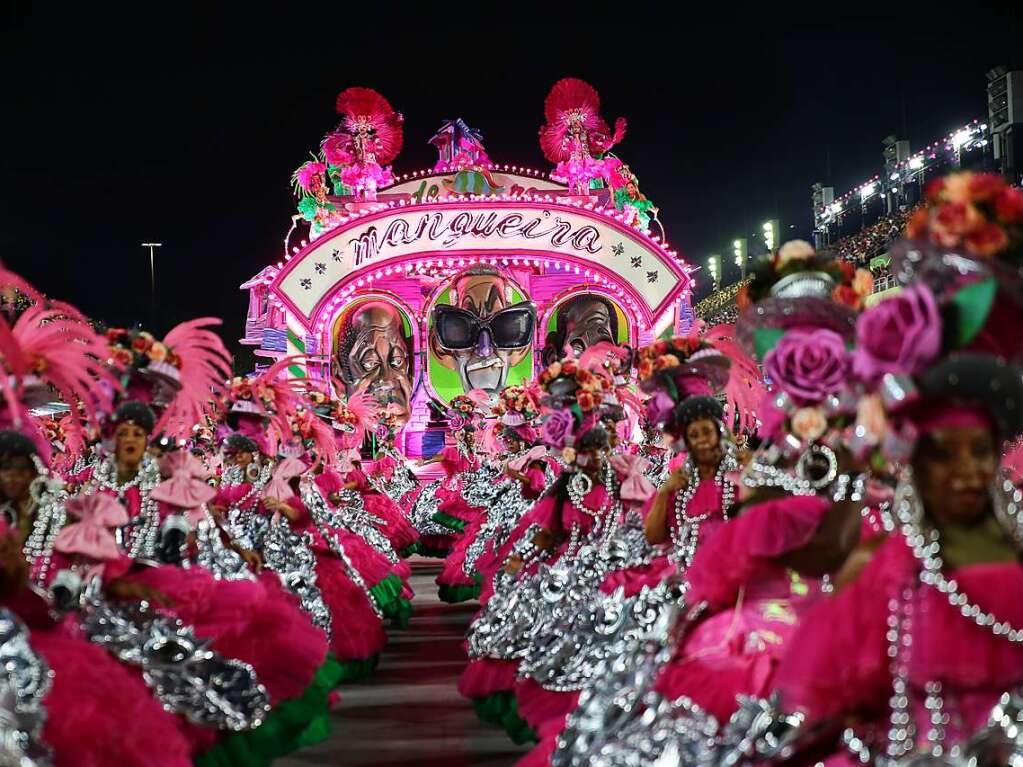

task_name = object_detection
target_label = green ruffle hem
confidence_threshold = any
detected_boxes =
[194,654,344,767]
[472,692,538,745]
[369,574,413,628]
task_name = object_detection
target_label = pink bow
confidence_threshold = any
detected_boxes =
[609,453,655,504]
[506,446,548,473]
[262,457,307,502]
[151,453,216,509]
[54,494,129,562]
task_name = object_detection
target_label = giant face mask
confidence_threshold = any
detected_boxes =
[334,301,414,426]
[430,268,535,395]
[543,294,618,365]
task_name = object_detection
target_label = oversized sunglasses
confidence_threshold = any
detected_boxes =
[433,303,536,351]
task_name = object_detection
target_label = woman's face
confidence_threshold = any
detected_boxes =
[114,423,148,467]
[685,418,722,467]
[0,456,36,504]
[575,448,604,477]
[504,437,523,454]
[232,451,255,468]
[914,426,997,528]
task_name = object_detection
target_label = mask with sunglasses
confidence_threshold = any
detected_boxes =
[431,301,536,394]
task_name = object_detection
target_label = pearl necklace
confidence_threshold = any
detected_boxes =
[91,454,161,559]
[22,467,68,586]
[895,476,1023,643]
[670,455,736,569]
[567,471,609,519]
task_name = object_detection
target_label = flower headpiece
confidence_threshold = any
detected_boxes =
[536,356,614,458]
[735,241,871,360]
[890,172,1023,364]
[494,384,542,426]
[905,172,1023,262]
[106,319,231,440]
[637,328,764,439]
[446,390,490,430]
[847,276,1023,462]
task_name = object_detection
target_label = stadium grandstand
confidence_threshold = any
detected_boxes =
[696,111,1020,322]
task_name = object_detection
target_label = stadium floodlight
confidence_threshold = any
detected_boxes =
[707,255,721,286]
[951,128,973,149]
[761,220,778,251]
[732,239,748,278]
[890,172,900,181]
[828,202,843,216]
[860,182,876,200]
[908,156,924,170]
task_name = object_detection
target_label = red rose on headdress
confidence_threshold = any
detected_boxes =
[924,177,946,203]
[932,202,983,245]
[968,173,1005,202]
[637,359,654,379]
[995,186,1023,225]
[832,285,862,309]
[131,335,152,353]
[735,282,752,311]
[837,260,855,283]
[111,348,133,367]
[964,222,1010,258]
[561,359,578,376]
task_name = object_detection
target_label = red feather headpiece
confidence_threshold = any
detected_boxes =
[539,78,627,163]
[333,87,404,165]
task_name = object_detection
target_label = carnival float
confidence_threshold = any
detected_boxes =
[240,79,695,456]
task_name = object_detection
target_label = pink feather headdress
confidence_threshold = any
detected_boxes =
[539,78,627,164]
[220,356,307,456]
[154,318,233,440]
[701,324,767,434]
[0,304,119,460]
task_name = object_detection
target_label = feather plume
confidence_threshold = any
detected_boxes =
[155,318,233,440]
[577,341,629,373]
[334,87,403,165]
[9,306,118,437]
[539,78,625,162]
[703,324,766,433]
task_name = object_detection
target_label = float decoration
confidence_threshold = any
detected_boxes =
[242,79,695,457]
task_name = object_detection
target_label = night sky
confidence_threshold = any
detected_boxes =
[4,4,1019,359]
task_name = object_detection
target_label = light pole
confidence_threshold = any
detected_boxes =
[707,255,721,289]
[732,238,748,280]
[141,243,162,327]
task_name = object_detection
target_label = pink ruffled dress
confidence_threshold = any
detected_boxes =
[436,463,549,597]
[461,482,613,703]
[80,482,331,711]
[32,625,195,766]
[600,480,732,597]
[347,467,420,553]
[653,495,832,723]
[314,471,412,589]
[262,493,388,665]
[775,534,1023,765]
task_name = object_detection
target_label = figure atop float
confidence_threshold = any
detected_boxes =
[241,78,693,456]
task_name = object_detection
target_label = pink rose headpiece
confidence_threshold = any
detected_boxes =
[637,328,764,437]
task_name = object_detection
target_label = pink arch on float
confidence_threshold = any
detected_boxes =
[268,198,693,333]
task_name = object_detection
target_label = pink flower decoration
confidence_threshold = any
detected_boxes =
[296,162,326,192]
[541,408,576,449]
[763,328,850,405]
[852,284,941,383]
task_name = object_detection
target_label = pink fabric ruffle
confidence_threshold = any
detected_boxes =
[458,658,519,699]
[314,555,388,661]
[125,566,327,703]
[33,629,194,766]
[514,678,579,738]
[686,495,830,610]
[776,536,1023,727]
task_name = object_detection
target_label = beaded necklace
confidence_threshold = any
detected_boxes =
[90,454,161,559]
[670,453,737,569]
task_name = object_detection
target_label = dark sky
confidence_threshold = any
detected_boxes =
[3,3,1019,354]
